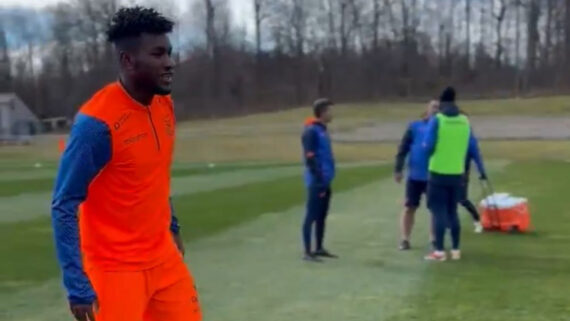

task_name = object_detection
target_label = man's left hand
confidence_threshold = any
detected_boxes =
[173,233,185,256]
[394,172,403,184]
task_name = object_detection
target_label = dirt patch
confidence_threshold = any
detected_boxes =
[333,116,570,143]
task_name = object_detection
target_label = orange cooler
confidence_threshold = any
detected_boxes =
[480,196,532,232]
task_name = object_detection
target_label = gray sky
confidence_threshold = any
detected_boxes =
[1,0,254,31]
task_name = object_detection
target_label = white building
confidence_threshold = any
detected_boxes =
[0,93,41,142]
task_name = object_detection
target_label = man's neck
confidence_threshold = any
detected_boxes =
[316,117,328,125]
[119,77,153,106]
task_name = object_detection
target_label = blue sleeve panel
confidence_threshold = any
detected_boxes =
[51,113,112,305]
[467,129,487,178]
[302,126,324,184]
[423,116,439,157]
[169,198,180,235]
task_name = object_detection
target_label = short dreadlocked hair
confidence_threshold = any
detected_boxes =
[106,6,174,48]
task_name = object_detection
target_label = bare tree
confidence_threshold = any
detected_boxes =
[566,0,570,66]
[466,0,472,68]
[526,0,540,72]
[514,0,521,69]
[253,0,266,61]
[0,25,11,91]
[291,0,307,58]
[492,0,508,68]
[205,0,216,58]
[5,0,570,120]
[543,0,554,67]
[372,0,381,51]
[325,0,337,50]
[340,0,349,56]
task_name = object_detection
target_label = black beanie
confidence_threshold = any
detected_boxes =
[440,87,456,103]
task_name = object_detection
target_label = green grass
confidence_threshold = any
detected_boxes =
[2,94,570,320]
[0,164,389,292]
[389,160,570,320]
[4,95,570,165]
[175,164,392,241]
[170,162,294,178]
[0,178,56,197]
[1,160,570,320]
[0,162,297,197]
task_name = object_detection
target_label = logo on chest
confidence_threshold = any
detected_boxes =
[163,115,174,136]
[113,112,132,131]
[123,132,149,145]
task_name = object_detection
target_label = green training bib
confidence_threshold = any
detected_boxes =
[428,113,470,175]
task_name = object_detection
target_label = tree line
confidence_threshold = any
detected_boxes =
[1,0,570,120]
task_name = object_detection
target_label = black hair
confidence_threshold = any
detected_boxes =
[440,86,456,103]
[106,6,174,47]
[313,98,334,118]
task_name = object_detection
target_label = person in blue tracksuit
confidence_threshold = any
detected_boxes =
[394,100,439,250]
[301,98,337,262]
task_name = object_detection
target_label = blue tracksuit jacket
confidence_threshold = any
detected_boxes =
[395,119,431,181]
[302,119,336,188]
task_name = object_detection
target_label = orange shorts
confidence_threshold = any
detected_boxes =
[87,253,202,321]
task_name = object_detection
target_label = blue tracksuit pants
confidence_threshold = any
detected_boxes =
[302,186,331,254]
[427,182,461,251]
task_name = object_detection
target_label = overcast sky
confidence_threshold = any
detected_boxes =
[0,0,254,31]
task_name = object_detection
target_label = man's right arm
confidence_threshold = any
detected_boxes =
[302,127,325,186]
[395,124,413,175]
[51,113,112,304]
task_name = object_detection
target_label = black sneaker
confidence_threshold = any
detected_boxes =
[399,240,411,251]
[303,253,323,262]
[314,249,338,258]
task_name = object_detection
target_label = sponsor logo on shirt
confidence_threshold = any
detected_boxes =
[163,115,174,136]
[124,132,148,145]
[114,112,132,131]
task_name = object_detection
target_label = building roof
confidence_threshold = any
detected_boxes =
[0,93,17,105]
[0,92,40,122]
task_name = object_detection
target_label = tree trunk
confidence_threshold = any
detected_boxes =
[515,0,522,95]
[0,27,11,91]
[340,0,348,57]
[326,0,336,50]
[566,0,570,67]
[254,0,262,62]
[544,0,553,68]
[204,0,220,98]
[527,0,540,73]
[515,0,520,68]
[494,0,507,69]
[465,0,471,69]
[372,0,380,52]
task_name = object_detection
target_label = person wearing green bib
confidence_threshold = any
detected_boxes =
[423,87,487,261]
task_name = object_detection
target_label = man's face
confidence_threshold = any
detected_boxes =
[128,33,174,96]
[321,106,333,124]
[427,100,439,117]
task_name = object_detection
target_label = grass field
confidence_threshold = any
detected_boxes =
[1,96,570,320]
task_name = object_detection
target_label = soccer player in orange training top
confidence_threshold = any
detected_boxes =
[51,7,201,321]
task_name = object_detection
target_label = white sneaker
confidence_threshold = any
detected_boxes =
[474,222,483,233]
[451,250,461,260]
[424,251,447,261]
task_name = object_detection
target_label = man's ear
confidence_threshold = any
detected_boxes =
[119,51,135,71]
